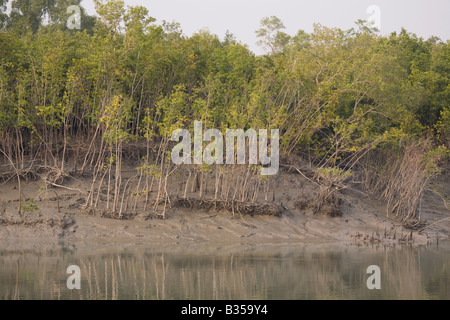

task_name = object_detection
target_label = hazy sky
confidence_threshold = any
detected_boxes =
[82,0,450,54]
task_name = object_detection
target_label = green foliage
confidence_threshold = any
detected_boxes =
[0,7,447,182]
[436,106,450,147]
[100,95,132,143]
[317,167,352,183]
[21,198,39,213]
[423,145,450,178]
[139,162,162,179]
[256,16,290,55]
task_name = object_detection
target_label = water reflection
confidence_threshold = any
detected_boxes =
[0,241,449,300]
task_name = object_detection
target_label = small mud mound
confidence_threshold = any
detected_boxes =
[295,193,343,217]
[316,195,343,217]
[80,207,134,220]
[68,197,85,209]
[403,219,427,230]
[172,197,283,217]
[0,212,75,229]
[99,210,134,220]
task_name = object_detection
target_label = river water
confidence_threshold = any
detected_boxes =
[0,241,449,300]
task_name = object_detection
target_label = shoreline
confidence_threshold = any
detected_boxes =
[1,170,448,246]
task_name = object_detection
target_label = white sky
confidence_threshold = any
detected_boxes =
[81,0,450,54]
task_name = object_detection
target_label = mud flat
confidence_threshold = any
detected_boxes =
[0,170,448,246]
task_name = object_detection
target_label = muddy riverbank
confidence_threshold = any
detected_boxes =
[0,168,448,245]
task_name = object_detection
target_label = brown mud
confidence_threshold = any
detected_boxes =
[0,168,449,245]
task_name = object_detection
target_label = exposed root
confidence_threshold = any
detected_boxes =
[80,207,133,220]
[295,192,343,217]
[172,197,283,217]
[404,219,427,230]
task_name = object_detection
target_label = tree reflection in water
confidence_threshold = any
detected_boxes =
[0,242,449,300]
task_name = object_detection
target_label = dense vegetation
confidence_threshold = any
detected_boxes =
[0,0,448,223]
